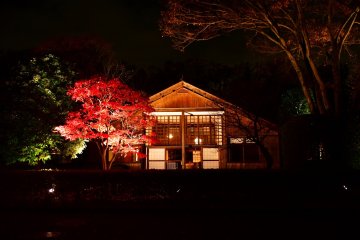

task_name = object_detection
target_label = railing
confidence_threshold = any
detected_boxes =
[166,160,181,170]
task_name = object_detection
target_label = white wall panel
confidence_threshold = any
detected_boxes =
[149,148,165,160]
[149,161,166,169]
[203,148,219,160]
[203,161,219,169]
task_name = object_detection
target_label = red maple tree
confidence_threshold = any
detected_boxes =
[55,77,155,170]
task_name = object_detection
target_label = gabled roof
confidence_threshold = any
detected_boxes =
[149,80,278,132]
[149,80,234,110]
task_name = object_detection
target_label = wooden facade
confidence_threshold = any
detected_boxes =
[145,81,280,170]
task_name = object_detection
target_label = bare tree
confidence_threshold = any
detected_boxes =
[224,103,278,169]
[161,0,360,116]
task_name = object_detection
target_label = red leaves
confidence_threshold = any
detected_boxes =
[55,77,155,157]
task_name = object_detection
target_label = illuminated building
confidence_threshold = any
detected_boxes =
[145,81,280,169]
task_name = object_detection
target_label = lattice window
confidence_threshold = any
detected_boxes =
[212,116,223,145]
[149,116,181,146]
[186,115,223,146]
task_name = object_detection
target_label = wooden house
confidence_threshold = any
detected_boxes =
[145,81,280,170]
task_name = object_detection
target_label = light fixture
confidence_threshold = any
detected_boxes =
[48,184,56,194]
[135,149,139,162]
[194,137,202,144]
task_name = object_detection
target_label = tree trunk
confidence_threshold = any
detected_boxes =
[101,147,108,170]
[96,141,108,170]
[296,0,331,114]
[306,57,329,114]
[285,51,316,114]
[331,49,342,117]
[108,153,117,170]
[314,84,326,114]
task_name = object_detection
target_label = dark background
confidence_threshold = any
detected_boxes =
[0,0,259,67]
[0,0,294,122]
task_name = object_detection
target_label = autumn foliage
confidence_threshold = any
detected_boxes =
[55,77,155,170]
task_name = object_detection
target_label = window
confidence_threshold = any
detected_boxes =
[193,150,201,163]
[147,114,223,146]
[167,149,182,161]
[186,115,222,145]
[229,137,260,163]
[149,116,181,145]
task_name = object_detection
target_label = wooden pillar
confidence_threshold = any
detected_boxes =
[181,111,186,169]
[145,146,149,170]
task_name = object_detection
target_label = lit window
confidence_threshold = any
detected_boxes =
[186,115,223,145]
[149,116,181,145]
[193,151,201,163]
[229,137,260,163]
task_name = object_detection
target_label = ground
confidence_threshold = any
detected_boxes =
[0,169,359,239]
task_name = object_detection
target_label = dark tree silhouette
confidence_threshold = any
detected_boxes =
[161,0,360,116]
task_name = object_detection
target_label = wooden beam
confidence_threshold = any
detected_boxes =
[181,111,186,169]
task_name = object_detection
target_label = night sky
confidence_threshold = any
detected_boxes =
[0,0,259,67]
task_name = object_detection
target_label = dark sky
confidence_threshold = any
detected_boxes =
[0,0,258,67]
